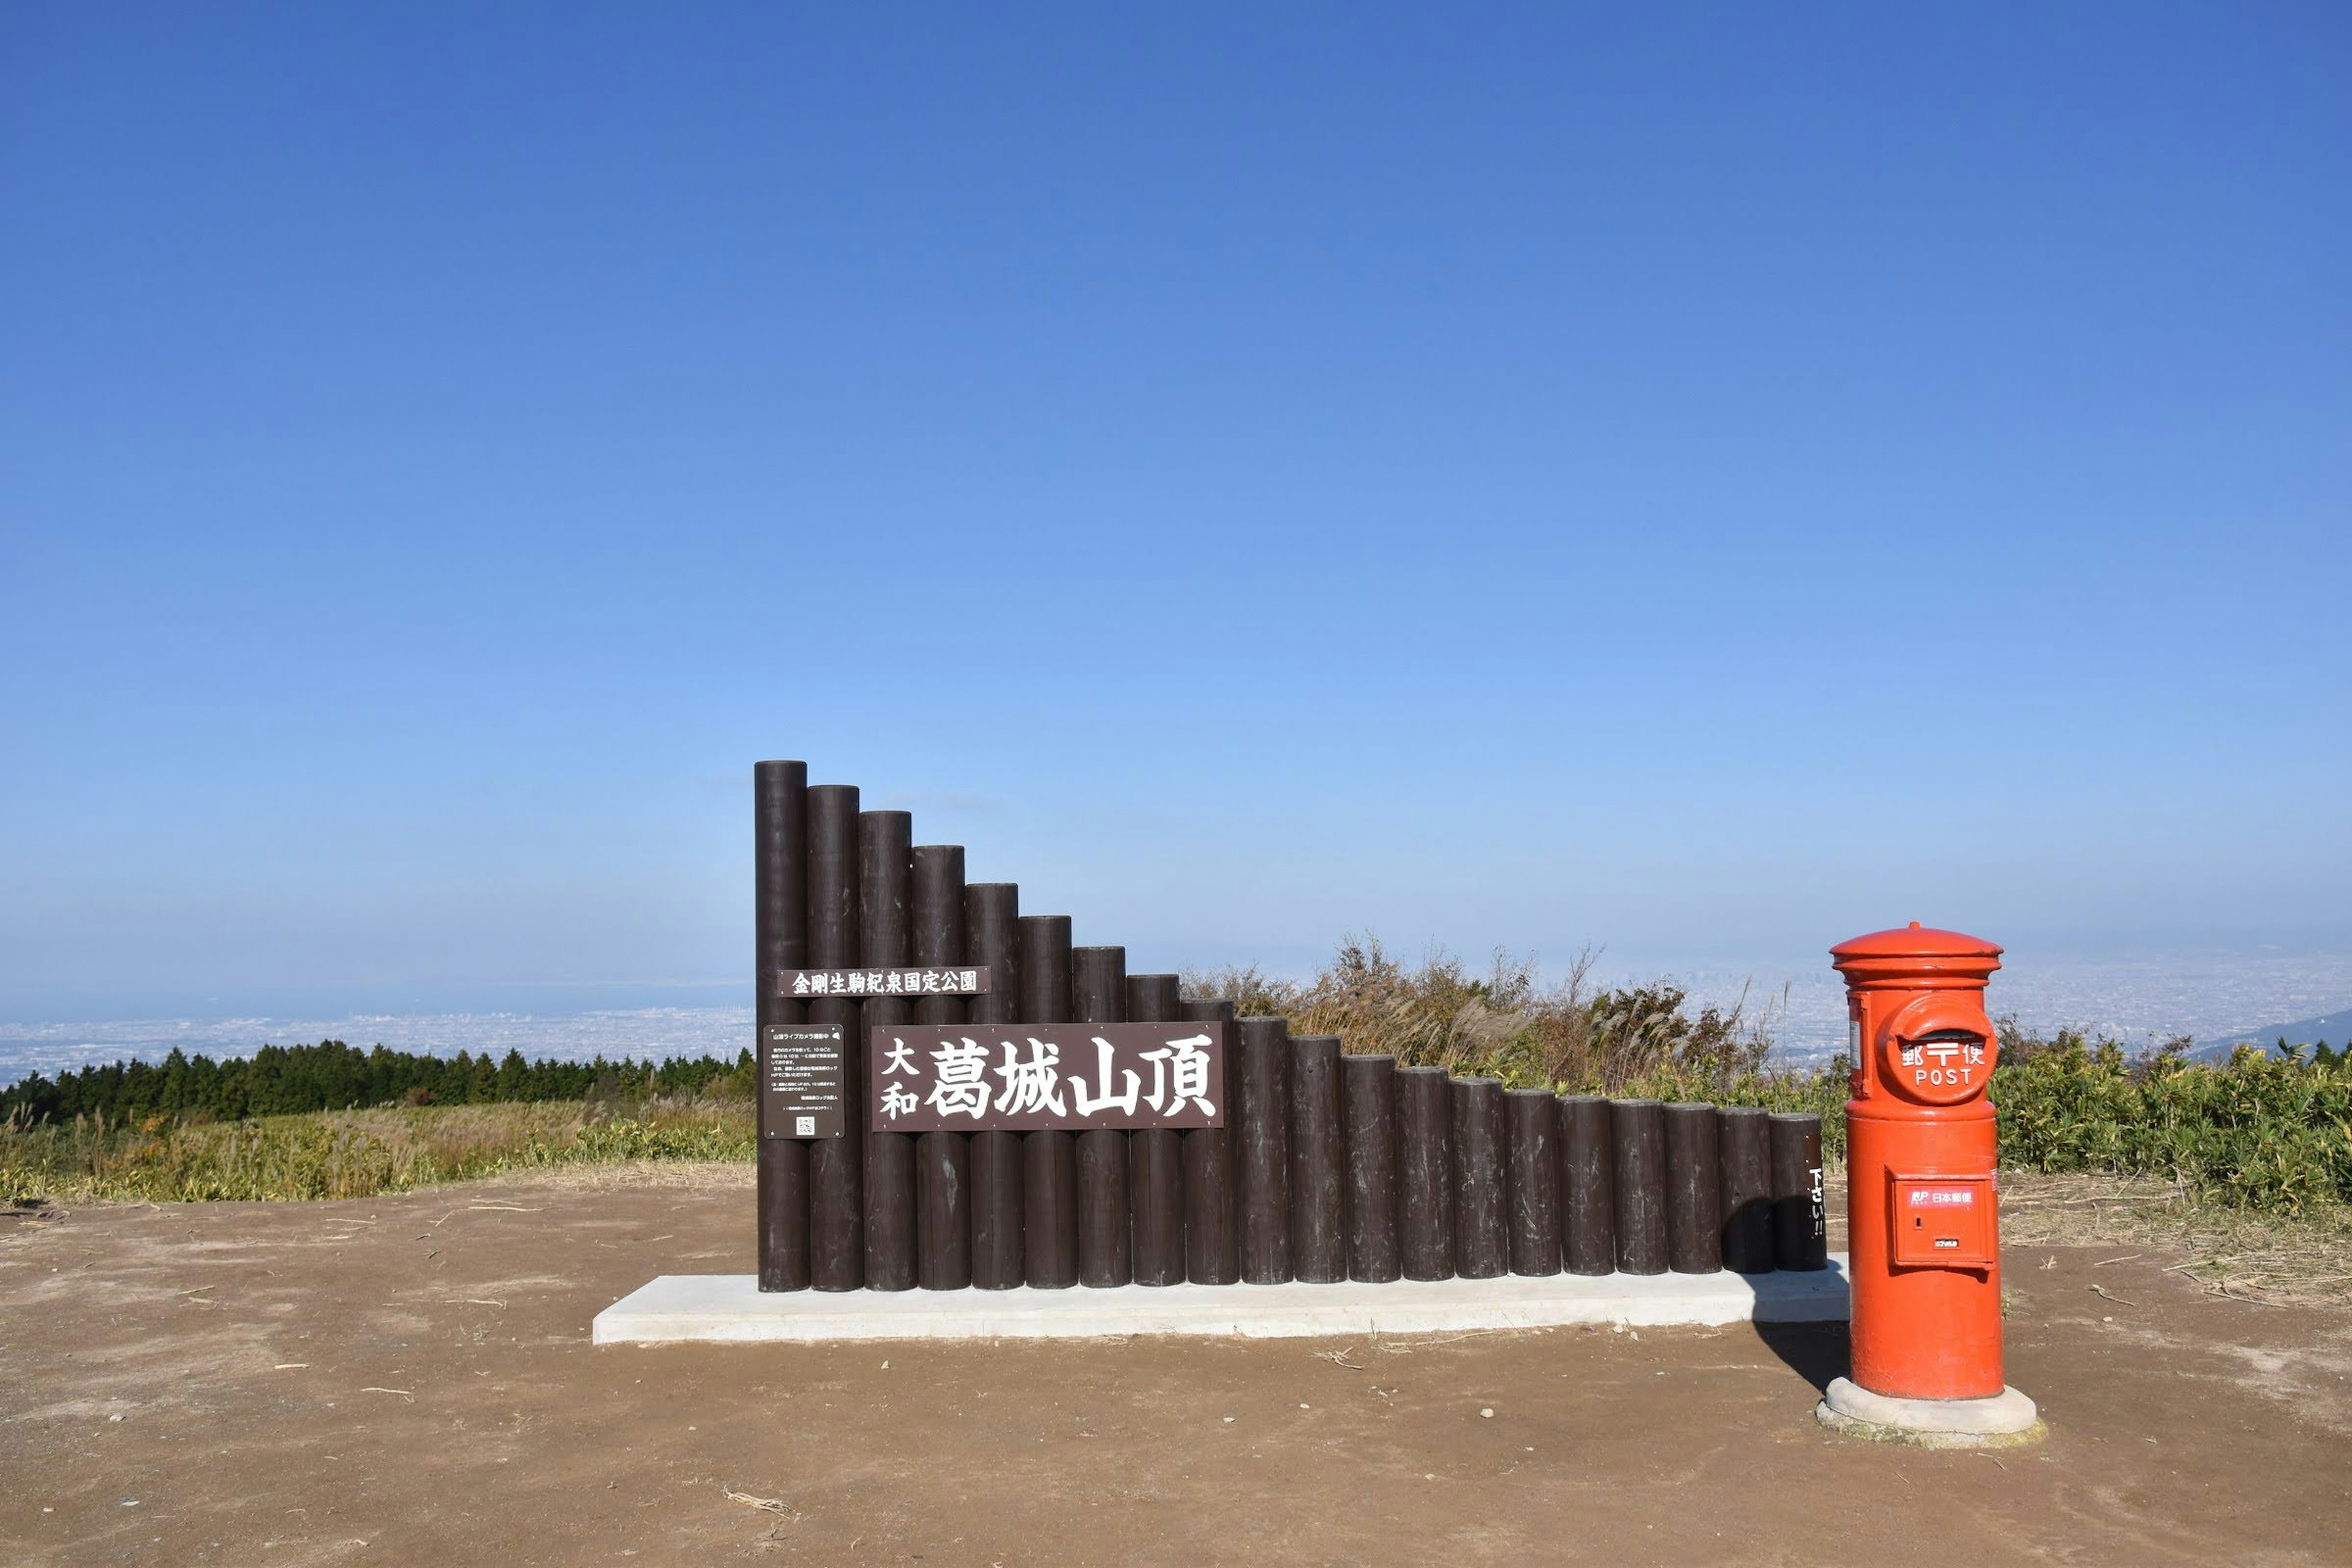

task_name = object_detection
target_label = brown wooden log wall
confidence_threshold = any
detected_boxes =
[754,760,1826,1291]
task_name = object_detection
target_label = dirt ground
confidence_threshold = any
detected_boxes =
[5,1167,2350,1567]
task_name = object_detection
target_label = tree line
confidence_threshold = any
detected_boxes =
[0,1039,752,1126]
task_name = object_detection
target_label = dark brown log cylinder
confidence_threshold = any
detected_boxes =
[1019,913,1077,1289]
[1341,1054,1400,1283]
[1611,1098,1668,1275]
[1288,1035,1346,1283]
[1177,997,1240,1285]
[1237,1016,1292,1284]
[1717,1106,1773,1275]
[805,783,864,1292]
[965,882,1023,1290]
[754,761,810,1293]
[1071,946,1132,1289]
[1396,1066,1454,1281]
[1505,1088,1561,1276]
[912,843,970,1291]
[1770,1112,1828,1271]
[859,810,918,1292]
[1664,1101,1723,1275]
[1558,1095,1615,1276]
[1126,973,1186,1287]
[1451,1077,1509,1280]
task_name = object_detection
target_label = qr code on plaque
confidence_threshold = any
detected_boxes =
[796,1116,816,1136]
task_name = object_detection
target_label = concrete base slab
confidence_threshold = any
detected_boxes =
[592,1256,1849,1344]
[1817,1376,2045,1448]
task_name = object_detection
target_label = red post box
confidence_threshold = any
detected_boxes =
[1822,922,2040,1442]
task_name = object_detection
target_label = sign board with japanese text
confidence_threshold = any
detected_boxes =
[865,1023,1229,1134]
[780,967,991,1000]
[762,1023,847,1139]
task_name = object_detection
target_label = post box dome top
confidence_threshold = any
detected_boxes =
[1831,922,2002,985]
[1831,922,2001,960]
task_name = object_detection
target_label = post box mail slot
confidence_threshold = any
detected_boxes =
[1889,1173,1994,1268]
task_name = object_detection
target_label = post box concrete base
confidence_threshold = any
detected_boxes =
[1817,1376,2044,1448]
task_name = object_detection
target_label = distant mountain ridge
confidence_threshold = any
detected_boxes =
[2192,1006,2352,1061]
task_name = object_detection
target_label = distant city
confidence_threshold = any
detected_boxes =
[4,944,2346,1087]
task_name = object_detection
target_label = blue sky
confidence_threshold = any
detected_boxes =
[3,4,2346,1020]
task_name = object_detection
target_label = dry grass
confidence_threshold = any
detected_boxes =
[1,1095,755,1203]
[1183,935,1785,1092]
[2000,1170,2352,1307]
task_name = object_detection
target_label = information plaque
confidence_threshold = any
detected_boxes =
[761,1023,846,1139]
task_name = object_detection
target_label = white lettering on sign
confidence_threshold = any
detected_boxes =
[1907,1187,1977,1208]
[1068,1037,1142,1116]
[925,1038,993,1120]
[783,967,991,998]
[1914,1066,1977,1088]
[994,1038,1068,1117]
[1139,1033,1218,1118]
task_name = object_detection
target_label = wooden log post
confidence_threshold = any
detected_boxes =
[805,783,864,1292]
[1177,996,1240,1285]
[1071,946,1133,1289]
[1558,1094,1615,1276]
[1664,1101,1723,1275]
[754,761,810,1292]
[1019,914,1078,1289]
[964,883,1023,1289]
[1452,1077,1509,1280]
[912,844,970,1291]
[1237,1016,1292,1284]
[1770,1112,1828,1271]
[1288,1034,1346,1283]
[1341,1054,1400,1283]
[1717,1106,1773,1275]
[859,810,918,1291]
[1611,1098,1668,1276]
[1396,1066,1454,1281]
[1126,973,1186,1287]
[1504,1088,1561,1276]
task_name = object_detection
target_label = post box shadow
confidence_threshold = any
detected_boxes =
[1751,1319,1850,1395]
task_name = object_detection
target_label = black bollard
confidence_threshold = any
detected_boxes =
[1452,1077,1509,1280]
[1558,1095,1615,1276]
[1288,1035,1346,1283]
[1126,973,1186,1286]
[1019,914,1078,1289]
[805,783,864,1292]
[1341,1054,1400,1283]
[1770,1112,1828,1271]
[1178,997,1240,1284]
[1717,1106,1774,1275]
[754,761,810,1292]
[965,882,1023,1290]
[1664,1101,1723,1274]
[1505,1088,1561,1277]
[859,811,918,1292]
[1611,1098,1668,1275]
[1072,946,1132,1289]
[1237,1016,1292,1283]
[912,845,970,1291]
[1396,1066,1454,1281]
